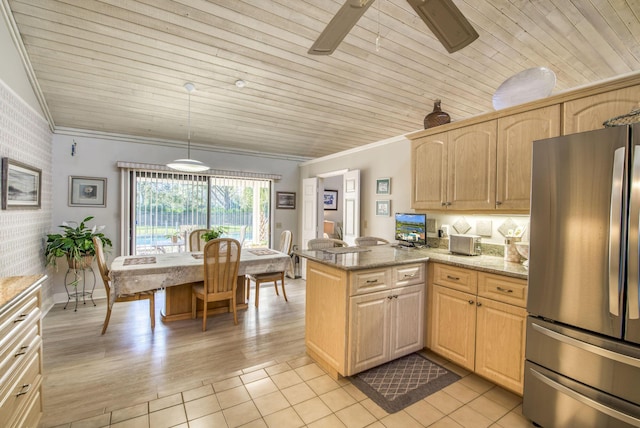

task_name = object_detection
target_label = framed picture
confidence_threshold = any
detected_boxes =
[69,176,107,207]
[324,189,338,210]
[276,191,296,209]
[376,177,391,195]
[376,200,391,216]
[1,158,41,209]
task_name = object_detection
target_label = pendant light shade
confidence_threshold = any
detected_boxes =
[167,83,209,172]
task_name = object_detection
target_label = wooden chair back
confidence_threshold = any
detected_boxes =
[203,238,242,297]
[92,236,111,303]
[355,236,389,246]
[307,238,348,250]
[189,229,209,251]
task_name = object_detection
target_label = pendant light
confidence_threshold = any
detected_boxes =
[167,82,209,172]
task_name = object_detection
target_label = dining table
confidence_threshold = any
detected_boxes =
[109,248,293,321]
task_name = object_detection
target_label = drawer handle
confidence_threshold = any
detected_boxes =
[403,273,416,278]
[447,275,460,281]
[365,279,379,284]
[496,286,513,293]
[16,384,31,397]
[15,345,29,357]
[13,313,28,323]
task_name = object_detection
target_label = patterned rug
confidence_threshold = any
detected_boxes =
[349,353,460,413]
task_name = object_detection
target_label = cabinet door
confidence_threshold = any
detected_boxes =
[496,105,560,211]
[411,133,448,210]
[348,291,391,375]
[475,297,527,395]
[563,85,640,134]
[448,121,497,210]
[389,284,424,360]
[431,284,476,370]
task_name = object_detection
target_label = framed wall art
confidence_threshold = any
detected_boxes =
[323,189,338,210]
[1,157,42,209]
[376,177,391,195]
[376,200,390,216]
[69,176,107,207]
[276,191,296,209]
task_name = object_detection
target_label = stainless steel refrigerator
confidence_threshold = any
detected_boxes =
[524,123,640,427]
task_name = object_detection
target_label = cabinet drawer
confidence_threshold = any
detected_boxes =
[11,386,41,428]
[0,349,42,428]
[393,263,425,287]
[0,293,39,349]
[478,272,527,307]
[350,269,390,296]
[433,263,477,294]
[0,324,39,380]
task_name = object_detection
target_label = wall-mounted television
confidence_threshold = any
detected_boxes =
[394,213,427,247]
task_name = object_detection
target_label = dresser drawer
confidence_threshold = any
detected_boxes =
[393,263,425,287]
[433,263,478,294]
[478,272,527,307]
[350,268,390,296]
[0,349,42,428]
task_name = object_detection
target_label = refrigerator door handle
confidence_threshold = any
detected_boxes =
[529,368,640,426]
[628,147,640,320]
[609,147,625,317]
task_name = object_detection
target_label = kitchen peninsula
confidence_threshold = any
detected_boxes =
[296,245,529,393]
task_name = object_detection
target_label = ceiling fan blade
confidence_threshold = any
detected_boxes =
[407,0,478,53]
[308,0,375,55]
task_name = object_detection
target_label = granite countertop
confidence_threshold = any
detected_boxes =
[0,275,47,312]
[295,245,528,280]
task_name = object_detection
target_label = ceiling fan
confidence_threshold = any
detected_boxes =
[308,0,478,55]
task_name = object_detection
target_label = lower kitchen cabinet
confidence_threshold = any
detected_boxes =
[305,260,425,378]
[349,284,424,374]
[428,263,527,394]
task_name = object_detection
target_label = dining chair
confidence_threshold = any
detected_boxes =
[307,237,348,250]
[92,236,155,334]
[192,238,242,330]
[245,230,293,307]
[189,228,209,251]
[355,236,389,246]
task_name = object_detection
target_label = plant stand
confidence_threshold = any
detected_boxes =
[64,266,96,311]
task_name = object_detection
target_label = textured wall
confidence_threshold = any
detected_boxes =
[0,79,53,310]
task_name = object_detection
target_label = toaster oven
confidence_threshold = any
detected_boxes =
[449,234,482,256]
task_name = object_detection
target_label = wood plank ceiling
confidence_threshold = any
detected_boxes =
[4,0,640,159]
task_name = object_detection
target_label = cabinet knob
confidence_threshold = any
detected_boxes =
[441,202,447,206]
[496,201,502,205]
[477,302,482,307]
[468,300,474,304]
[446,202,452,206]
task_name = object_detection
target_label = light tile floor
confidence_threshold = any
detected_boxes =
[52,351,536,428]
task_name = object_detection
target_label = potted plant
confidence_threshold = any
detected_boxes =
[201,226,226,242]
[45,216,112,269]
[166,231,181,243]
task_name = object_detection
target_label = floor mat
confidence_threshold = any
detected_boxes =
[349,353,461,413]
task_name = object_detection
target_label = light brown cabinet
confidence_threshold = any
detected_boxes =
[412,121,497,211]
[412,105,560,212]
[563,84,640,134]
[0,276,45,428]
[305,261,425,378]
[427,263,527,394]
[496,105,561,211]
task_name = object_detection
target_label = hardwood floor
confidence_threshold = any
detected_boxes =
[40,278,308,427]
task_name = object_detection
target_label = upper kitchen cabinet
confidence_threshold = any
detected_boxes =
[412,121,497,211]
[563,84,640,134]
[496,105,560,211]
